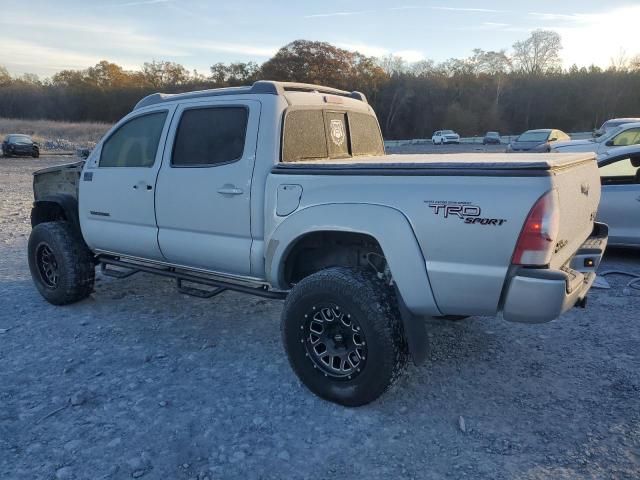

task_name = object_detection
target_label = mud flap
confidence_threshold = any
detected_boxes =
[395,286,430,365]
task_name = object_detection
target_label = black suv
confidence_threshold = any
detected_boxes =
[2,134,39,158]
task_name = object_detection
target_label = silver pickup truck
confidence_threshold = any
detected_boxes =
[28,81,608,406]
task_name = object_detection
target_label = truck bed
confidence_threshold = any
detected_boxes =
[275,153,595,174]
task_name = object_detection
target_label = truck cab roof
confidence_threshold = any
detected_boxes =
[134,80,369,111]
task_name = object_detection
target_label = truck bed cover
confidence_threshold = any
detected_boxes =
[275,153,595,175]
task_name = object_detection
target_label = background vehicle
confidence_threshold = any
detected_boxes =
[506,129,570,153]
[483,131,501,145]
[27,81,607,406]
[2,134,39,158]
[594,117,640,137]
[431,130,460,145]
[553,122,640,155]
[597,145,640,246]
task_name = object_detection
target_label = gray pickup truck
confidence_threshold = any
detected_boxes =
[28,81,608,406]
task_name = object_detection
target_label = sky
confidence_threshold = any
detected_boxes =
[2,0,639,77]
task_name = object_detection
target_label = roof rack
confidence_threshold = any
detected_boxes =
[133,80,367,110]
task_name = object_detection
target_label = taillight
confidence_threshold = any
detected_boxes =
[512,190,560,266]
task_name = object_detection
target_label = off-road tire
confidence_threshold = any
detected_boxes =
[282,267,408,406]
[28,221,95,305]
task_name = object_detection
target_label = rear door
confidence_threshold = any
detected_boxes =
[154,99,260,275]
[597,154,640,245]
[80,108,173,260]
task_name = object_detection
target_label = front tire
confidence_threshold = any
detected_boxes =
[282,267,408,406]
[28,222,95,305]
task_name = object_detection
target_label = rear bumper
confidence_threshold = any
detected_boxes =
[501,222,608,323]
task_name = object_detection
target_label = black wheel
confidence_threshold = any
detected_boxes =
[32,149,39,158]
[282,267,408,406]
[28,222,95,305]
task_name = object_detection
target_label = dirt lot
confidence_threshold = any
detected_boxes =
[1,156,639,480]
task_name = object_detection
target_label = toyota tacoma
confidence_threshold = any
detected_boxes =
[27,81,608,406]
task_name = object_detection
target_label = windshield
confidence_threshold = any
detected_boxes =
[596,126,625,143]
[517,131,549,142]
[441,130,455,135]
[486,132,499,137]
[8,135,32,144]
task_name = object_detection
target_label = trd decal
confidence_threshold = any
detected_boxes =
[425,200,507,226]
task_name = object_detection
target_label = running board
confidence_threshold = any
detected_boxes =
[100,263,140,279]
[97,256,286,300]
[176,278,226,299]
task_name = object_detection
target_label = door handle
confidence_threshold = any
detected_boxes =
[133,183,153,191]
[217,186,243,195]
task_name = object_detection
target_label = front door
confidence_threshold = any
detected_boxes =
[598,154,640,245]
[79,108,173,260]
[154,99,260,276]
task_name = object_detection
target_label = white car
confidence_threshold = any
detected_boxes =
[597,145,640,246]
[594,117,640,137]
[432,130,460,145]
[553,122,640,155]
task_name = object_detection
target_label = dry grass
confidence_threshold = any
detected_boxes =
[0,117,111,147]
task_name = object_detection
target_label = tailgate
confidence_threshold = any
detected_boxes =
[549,157,601,269]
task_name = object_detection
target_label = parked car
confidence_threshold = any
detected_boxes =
[27,81,607,406]
[2,134,39,158]
[553,122,640,155]
[506,129,570,153]
[483,131,501,145]
[594,117,640,137]
[597,145,640,246]
[431,130,460,145]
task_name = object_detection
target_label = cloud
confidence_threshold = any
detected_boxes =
[394,50,425,62]
[429,6,508,13]
[304,11,368,18]
[307,5,509,19]
[549,5,640,67]
[188,42,278,58]
[102,0,172,7]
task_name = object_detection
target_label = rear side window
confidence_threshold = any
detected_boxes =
[100,111,167,167]
[172,107,248,167]
[282,109,384,162]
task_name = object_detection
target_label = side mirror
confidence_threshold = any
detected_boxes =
[605,140,614,147]
[549,137,558,142]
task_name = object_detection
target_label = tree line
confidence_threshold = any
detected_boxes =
[1,30,639,139]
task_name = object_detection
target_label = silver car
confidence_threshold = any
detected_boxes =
[598,145,640,246]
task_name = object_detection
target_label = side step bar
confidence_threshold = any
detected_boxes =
[98,256,286,300]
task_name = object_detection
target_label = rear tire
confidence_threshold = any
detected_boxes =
[282,267,408,406]
[28,222,95,305]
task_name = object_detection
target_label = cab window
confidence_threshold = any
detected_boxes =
[172,107,248,167]
[100,111,167,167]
[611,128,640,147]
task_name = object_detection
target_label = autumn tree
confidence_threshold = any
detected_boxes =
[209,62,260,86]
[512,30,562,75]
[260,40,386,93]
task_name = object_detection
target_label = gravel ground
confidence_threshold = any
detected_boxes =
[1,156,639,480]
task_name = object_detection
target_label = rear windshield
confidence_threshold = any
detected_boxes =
[8,135,32,143]
[517,131,549,142]
[281,108,384,162]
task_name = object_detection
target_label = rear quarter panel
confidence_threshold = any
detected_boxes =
[266,172,551,316]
